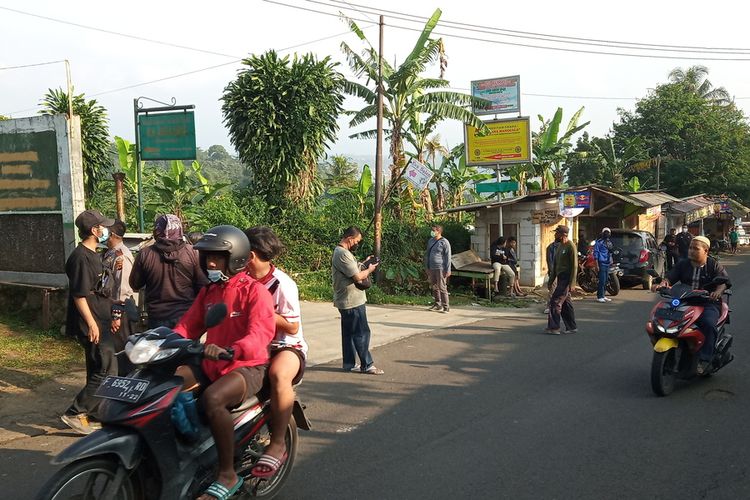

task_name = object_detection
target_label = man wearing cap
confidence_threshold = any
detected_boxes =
[593,228,614,303]
[103,220,136,373]
[130,214,209,329]
[656,235,730,374]
[62,209,118,434]
[547,225,578,335]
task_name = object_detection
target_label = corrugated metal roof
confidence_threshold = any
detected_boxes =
[628,191,681,206]
[667,195,715,214]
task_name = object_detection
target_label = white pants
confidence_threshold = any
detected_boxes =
[492,262,515,283]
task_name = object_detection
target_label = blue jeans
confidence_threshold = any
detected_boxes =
[597,263,609,299]
[696,303,720,362]
[339,304,374,371]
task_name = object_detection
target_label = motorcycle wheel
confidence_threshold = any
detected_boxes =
[578,272,597,293]
[238,415,298,498]
[651,350,677,396]
[606,274,620,296]
[34,457,142,500]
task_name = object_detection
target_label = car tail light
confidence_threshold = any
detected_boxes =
[639,249,649,263]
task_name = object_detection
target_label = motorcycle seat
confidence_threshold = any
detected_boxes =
[230,395,261,414]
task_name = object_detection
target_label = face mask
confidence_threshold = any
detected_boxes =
[683,228,688,233]
[349,242,360,253]
[97,227,110,243]
[430,231,436,238]
[207,269,229,283]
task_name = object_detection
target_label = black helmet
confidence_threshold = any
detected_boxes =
[194,225,250,275]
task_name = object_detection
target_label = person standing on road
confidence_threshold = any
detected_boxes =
[593,228,614,303]
[61,209,117,435]
[332,227,383,375]
[546,225,578,335]
[129,214,209,329]
[662,228,679,271]
[675,224,693,261]
[729,226,739,255]
[102,220,137,375]
[424,224,452,312]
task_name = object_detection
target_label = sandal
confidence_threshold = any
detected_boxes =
[202,477,244,500]
[251,452,288,479]
[364,366,384,375]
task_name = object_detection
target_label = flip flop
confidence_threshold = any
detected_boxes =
[202,477,244,500]
[251,451,288,479]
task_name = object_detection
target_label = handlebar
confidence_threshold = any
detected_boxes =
[218,348,234,361]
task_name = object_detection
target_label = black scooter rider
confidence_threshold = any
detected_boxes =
[653,236,730,374]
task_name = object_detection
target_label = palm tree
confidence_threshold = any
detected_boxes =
[40,88,111,200]
[668,65,731,104]
[319,154,358,189]
[341,9,488,208]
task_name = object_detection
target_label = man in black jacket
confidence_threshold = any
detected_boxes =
[675,224,693,261]
[657,236,730,374]
[130,214,209,328]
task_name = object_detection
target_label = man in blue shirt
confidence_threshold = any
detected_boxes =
[593,228,613,303]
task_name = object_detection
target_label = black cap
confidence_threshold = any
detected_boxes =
[75,209,115,234]
[110,219,127,237]
[554,225,569,234]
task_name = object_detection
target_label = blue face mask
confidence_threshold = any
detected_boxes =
[97,227,110,244]
[207,269,229,283]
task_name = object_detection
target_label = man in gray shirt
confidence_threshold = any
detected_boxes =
[424,224,452,313]
[332,226,383,375]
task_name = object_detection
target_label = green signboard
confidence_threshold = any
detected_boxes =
[475,181,519,194]
[139,111,196,160]
[0,130,61,211]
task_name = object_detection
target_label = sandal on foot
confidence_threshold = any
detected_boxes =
[251,452,288,479]
[202,477,244,500]
[364,366,384,375]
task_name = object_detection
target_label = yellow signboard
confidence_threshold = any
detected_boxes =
[465,117,531,166]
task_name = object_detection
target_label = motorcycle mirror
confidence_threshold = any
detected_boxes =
[205,303,228,329]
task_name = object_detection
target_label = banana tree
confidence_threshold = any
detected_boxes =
[151,160,228,225]
[442,145,493,219]
[529,107,590,190]
[327,164,373,216]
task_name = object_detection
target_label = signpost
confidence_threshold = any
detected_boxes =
[465,117,531,167]
[475,181,519,194]
[404,159,434,192]
[134,98,196,231]
[471,76,521,115]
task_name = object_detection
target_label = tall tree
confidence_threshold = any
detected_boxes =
[222,51,344,207]
[668,65,731,104]
[40,88,111,199]
[341,9,488,200]
[529,107,589,190]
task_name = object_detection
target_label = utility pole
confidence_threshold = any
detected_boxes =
[656,154,661,191]
[373,15,385,272]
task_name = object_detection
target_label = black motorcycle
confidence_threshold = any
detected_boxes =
[36,304,309,500]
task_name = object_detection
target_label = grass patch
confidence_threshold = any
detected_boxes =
[0,314,82,383]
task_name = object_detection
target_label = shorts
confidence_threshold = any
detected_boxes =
[188,364,266,404]
[270,346,306,385]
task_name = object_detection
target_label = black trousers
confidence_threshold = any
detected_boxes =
[548,273,577,331]
[67,322,119,418]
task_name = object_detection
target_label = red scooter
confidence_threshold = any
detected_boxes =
[577,247,622,296]
[646,277,733,396]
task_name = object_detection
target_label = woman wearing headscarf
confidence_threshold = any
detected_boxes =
[130,214,209,328]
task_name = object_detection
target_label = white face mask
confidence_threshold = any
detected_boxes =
[97,226,110,243]
[682,227,688,233]
[430,231,437,238]
[206,269,229,283]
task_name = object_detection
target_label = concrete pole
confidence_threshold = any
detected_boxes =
[373,15,385,274]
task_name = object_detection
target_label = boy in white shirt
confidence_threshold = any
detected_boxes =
[243,226,307,478]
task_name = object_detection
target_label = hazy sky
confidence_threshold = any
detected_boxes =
[3,0,750,159]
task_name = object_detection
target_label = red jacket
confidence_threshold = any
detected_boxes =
[173,272,275,381]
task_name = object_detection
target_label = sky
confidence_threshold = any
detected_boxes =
[3,0,750,161]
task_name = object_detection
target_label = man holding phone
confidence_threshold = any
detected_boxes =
[332,226,384,375]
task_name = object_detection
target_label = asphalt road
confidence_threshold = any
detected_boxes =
[3,254,749,500]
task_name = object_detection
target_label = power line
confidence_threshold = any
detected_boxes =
[0,60,67,71]
[326,0,750,54]
[0,5,242,59]
[265,0,750,61]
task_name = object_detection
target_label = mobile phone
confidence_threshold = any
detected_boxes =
[362,256,380,267]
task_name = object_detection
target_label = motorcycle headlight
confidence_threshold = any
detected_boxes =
[126,338,175,364]
[665,326,680,334]
[656,324,666,333]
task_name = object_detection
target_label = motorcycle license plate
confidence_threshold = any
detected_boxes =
[95,376,149,403]
[656,308,684,321]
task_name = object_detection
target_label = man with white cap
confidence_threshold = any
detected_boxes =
[593,227,614,303]
[655,236,731,374]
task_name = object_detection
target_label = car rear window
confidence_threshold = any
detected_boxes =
[610,233,644,251]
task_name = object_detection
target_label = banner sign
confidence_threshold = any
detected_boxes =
[475,181,519,194]
[139,111,196,160]
[404,159,434,192]
[715,201,731,213]
[471,76,521,115]
[464,117,531,166]
[562,191,591,209]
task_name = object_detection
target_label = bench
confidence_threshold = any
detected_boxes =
[0,281,65,329]
[450,250,496,300]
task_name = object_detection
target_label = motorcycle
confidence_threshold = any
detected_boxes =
[646,276,734,396]
[36,304,310,500]
[577,249,622,296]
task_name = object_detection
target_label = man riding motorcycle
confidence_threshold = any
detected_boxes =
[652,235,730,375]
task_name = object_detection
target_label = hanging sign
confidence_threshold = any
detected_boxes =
[562,191,591,209]
[404,159,434,192]
[464,117,531,166]
[139,111,196,160]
